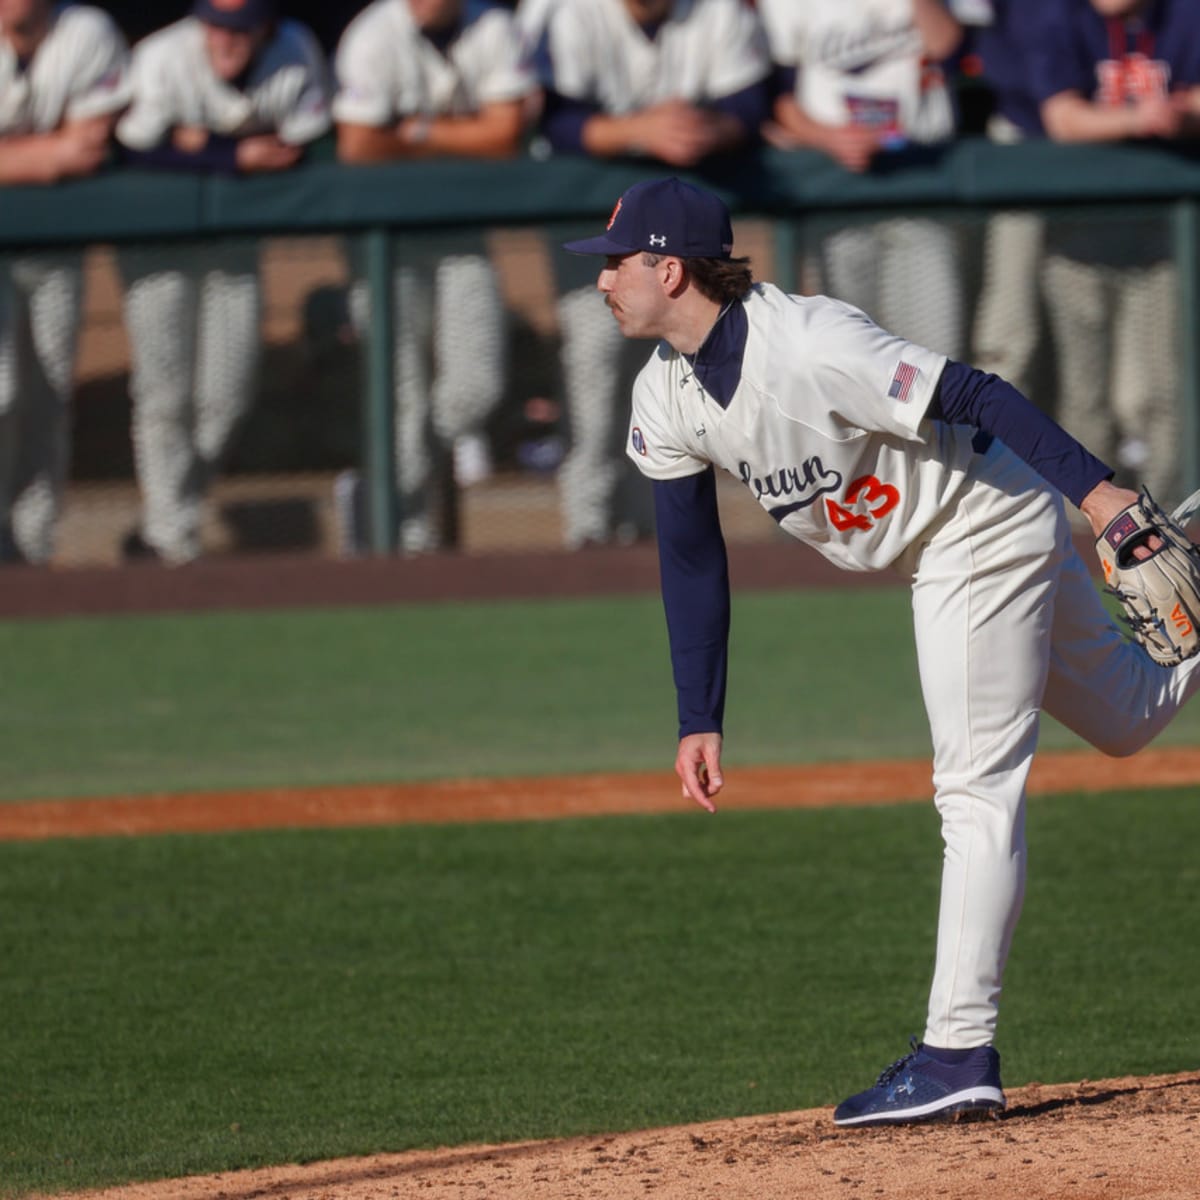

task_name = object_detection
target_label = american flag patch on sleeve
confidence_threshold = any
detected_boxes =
[888,361,919,402]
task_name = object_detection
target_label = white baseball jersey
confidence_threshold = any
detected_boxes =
[543,0,771,111]
[333,0,532,123]
[116,17,332,150]
[627,283,976,571]
[514,0,558,50]
[756,0,955,144]
[0,4,130,135]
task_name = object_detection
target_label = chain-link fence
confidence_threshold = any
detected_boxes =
[48,219,788,567]
[4,148,1198,570]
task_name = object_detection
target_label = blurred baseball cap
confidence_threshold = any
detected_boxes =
[563,177,734,259]
[192,0,278,30]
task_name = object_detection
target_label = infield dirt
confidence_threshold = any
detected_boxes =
[15,747,1200,1200]
[51,1071,1200,1200]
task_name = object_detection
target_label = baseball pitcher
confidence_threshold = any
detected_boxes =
[566,177,1200,1127]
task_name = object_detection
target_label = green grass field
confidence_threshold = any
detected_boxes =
[1,589,1198,1197]
[3,588,1195,804]
[2,794,1197,1198]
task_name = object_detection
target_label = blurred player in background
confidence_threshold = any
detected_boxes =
[0,0,130,564]
[334,0,534,553]
[960,0,1052,409]
[529,0,771,550]
[115,0,331,563]
[1031,0,1200,507]
[758,0,967,359]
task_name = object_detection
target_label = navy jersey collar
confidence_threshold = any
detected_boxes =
[682,299,748,410]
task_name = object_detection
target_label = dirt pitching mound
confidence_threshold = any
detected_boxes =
[53,1072,1200,1200]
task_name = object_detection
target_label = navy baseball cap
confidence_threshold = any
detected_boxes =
[563,178,734,259]
[192,0,277,30]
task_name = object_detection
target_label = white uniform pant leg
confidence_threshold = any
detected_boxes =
[821,224,879,321]
[556,284,623,548]
[121,248,204,560]
[6,255,82,563]
[971,211,1046,395]
[430,253,506,443]
[877,217,963,360]
[1110,260,1178,502]
[913,450,1064,1049]
[1042,255,1119,472]
[1042,539,1200,755]
[392,263,434,550]
[194,252,261,479]
[0,262,21,552]
[348,265,435,553]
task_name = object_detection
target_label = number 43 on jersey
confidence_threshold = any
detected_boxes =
[826,474,900,533]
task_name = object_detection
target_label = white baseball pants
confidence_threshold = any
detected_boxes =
[350,251,506,553]
[1042,253,1179,505]
[822,216,964,361]
[120,242,261,562]
[0,253,83,563]
[556,284,625,549]
[970,210,1046,399]
[902,442,1200,1049]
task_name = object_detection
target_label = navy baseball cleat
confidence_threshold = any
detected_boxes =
[833,1038,1005,1127]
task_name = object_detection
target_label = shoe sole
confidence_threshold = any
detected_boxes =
[834,1087,1006,1128]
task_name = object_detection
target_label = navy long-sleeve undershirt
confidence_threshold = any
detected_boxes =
[540,82,770,156]
[655,346,1114,739]
[117,136,241,174]
[930,360,1112,508]
[654,467,730,738]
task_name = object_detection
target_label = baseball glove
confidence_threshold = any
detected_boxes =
[1095,489,1200,666]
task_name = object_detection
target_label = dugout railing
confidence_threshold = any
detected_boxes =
[3,138,1200,562]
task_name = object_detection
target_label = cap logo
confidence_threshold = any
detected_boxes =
[560,178,734,260]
